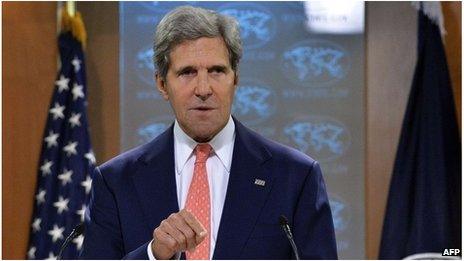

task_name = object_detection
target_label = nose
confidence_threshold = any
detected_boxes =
[194,70,212,101]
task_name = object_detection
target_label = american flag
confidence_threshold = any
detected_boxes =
[27,31,95,260]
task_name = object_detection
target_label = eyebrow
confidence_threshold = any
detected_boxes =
[208,65,228,72]
[175,66,195,76]
[175,64,230,76]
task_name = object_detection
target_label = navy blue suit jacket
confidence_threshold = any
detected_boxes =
[80,119,337,259]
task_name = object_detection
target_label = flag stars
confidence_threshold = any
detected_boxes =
[58,168,73,186]
[72,56,81,72]
[27,246,36,259]
[85,150,96,165]
[55,75,70,93]
[81,176,92,195]
[36,189,46,205]
[49,103,65,120]
[72,83,85,101]
[45,251,57,260]
[44,131,59,148]
[63,141,78,156]
[32,49,94,259]
[48,224,65,243]
[31,218,41,232]
[73,234,84,250]
[69,112,82,128]
[40,160,54,176]
[53,196,69,214]
[76,205,86,222]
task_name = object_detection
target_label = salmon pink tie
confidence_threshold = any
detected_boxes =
[185,144,212,260]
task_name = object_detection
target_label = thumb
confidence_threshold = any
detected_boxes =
[195,229,207,245]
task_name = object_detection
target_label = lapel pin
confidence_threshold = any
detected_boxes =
[254,179,266,187]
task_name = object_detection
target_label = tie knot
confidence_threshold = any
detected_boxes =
[195,144,212,163]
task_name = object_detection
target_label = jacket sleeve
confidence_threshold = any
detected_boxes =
[293,161,338,259]
[79,167,150,259]
[123,242,151,259]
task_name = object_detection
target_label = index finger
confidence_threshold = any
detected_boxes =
[179,209,207,239]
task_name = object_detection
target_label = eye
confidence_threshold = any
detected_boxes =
[209,66,226,75]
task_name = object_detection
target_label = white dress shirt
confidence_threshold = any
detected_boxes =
[148,116,235,259]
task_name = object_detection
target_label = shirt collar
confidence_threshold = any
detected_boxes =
[173,115,235,175]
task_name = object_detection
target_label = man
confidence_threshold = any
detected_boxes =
[80,6,337,259]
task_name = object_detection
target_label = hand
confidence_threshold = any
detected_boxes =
[151,209,207,259]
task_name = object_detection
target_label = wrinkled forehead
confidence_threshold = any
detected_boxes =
[168,37,231,69]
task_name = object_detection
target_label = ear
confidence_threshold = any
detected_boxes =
[233,71,239,86]
[156,73,169,101]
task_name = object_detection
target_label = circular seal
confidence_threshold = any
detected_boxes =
[282,115,351,162]
[218,3,276,49]
[232,79,277,126]
[134,45,156,87]
[281,39,351,87]
[136,116,174,145]
[328,194,351,233]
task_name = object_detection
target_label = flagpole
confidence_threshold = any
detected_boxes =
[57,1,76,33]
[56,2,63,71]
[66,1,75,17]
[56,1,75,70]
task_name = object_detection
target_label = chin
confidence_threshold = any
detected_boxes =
[191,129,216,142]
[188,124,220,142]
[181,117,228,142]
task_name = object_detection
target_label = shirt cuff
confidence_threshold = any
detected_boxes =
[146,239,181,260]
[147,239,156,260]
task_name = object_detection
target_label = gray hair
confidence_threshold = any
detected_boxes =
[153,6,242,80]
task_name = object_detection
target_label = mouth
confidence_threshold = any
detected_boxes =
[189,106,217,117]
[190,106,216,111]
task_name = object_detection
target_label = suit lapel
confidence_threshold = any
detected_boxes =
[131,125,180,232]
[213,120,274,259]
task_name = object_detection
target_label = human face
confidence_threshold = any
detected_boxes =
[156,37,238,143]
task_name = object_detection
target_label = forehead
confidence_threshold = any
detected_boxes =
[169,37,230,69]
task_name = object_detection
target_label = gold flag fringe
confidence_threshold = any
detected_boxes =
[61,8,87,49]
